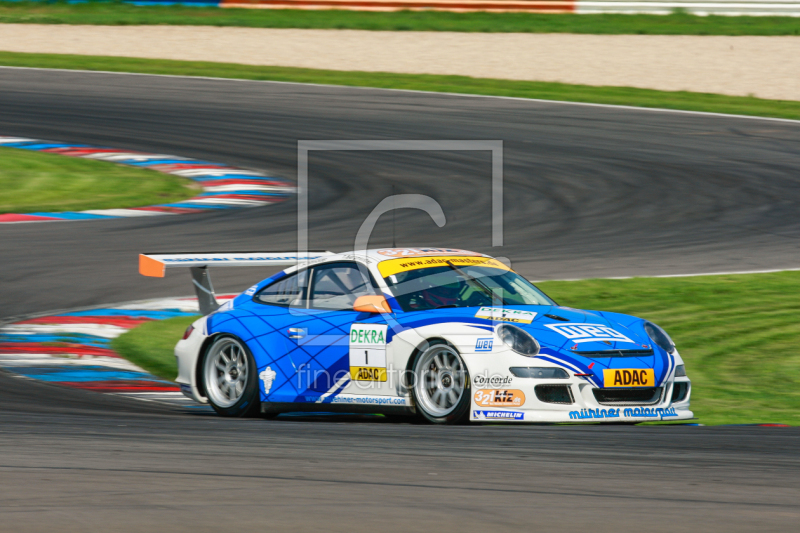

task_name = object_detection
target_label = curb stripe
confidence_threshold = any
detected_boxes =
[0,297,218,408]
[0,136,295,224]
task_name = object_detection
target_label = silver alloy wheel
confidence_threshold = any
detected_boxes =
[204,337,249,408]
[414,344,467,418]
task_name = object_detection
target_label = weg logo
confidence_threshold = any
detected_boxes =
[475,338,493,352]
[545,323,634,344]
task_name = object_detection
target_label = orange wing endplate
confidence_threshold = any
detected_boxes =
[139,254,166,278]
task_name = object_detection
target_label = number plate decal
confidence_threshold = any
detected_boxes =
[602,369,655,388]
[349,324,388,382]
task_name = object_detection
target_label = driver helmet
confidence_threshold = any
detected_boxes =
[419,275,461,308]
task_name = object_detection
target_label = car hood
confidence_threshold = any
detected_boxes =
[393,305,675,388]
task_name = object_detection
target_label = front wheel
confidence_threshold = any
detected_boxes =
[202,335,261,417]
[411,341,470,424]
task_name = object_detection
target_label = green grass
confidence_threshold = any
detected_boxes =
[111,315,197,381]
[112,272,800,425]
[3,52,800,119]
[1,2,799,35]
[537,272,800,426]
[0,146,197,213]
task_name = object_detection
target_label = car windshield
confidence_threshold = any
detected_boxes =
[382,264,555,312]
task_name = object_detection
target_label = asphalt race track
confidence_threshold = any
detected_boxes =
[1,371,798,533]
[4,69,800,319]
[1,68,799,532]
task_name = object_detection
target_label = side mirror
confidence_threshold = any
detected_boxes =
[353,295,391,314]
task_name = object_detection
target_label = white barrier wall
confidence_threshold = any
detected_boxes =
[220,0,800,15]
[577,0,800,16]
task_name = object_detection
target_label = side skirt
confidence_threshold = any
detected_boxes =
[262,402,416,417]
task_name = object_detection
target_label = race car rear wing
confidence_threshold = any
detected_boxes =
[139,252,336,315]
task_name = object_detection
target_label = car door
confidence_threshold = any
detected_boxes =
[248,269,317,404]
[296,261,390,400]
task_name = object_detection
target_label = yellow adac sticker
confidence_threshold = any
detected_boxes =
[378,255,510,278]
[350,367,387,382]
[603,369,655,388]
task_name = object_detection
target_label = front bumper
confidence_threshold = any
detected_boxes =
[470,382,693,423]
[465,352,693,423]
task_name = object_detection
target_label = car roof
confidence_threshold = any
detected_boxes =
[278,248,495,281]
[327,248,492,263]
[264,248,509,295]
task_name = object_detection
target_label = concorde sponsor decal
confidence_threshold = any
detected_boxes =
[349,323,388,382]
[473,374,514,387]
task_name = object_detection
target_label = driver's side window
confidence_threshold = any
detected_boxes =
[254,270,308,307]
[310,263,375,311]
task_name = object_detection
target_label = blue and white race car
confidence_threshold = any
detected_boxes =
[140,248,692,424]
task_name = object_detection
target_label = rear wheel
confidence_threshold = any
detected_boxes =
[411,341,470,424]
[202,335,261,417]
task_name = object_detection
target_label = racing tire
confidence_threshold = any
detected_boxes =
[201,335,261,418]
[411,341,471,425]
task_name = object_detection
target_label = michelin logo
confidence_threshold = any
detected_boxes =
[546,323,635,344]
[260,366,276,394]
[473,410,524,420]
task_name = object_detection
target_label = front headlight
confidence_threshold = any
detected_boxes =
[674,364,686,377]
[496,324,540,356]
[643,321,675,354]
